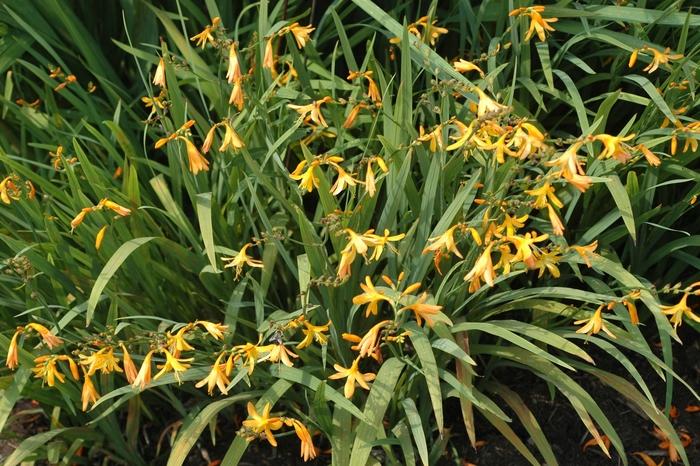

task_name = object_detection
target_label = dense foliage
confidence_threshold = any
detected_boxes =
[0,0,699,465]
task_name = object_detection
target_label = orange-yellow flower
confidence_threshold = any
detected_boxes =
[226,43,242,84]
[79,347,123,376]
[285,418,317,461]
[353,276,393,317]
[120,343,138,384]
[132,349,154,390]
[189,17,221,48]
[196,321,228,340]
[364,155,388,197]
[453,59,484,77]
[400,292,442,327]
[259,343,299,367]
[571,241,598,267]
[464,242,496,292]
[328,357,376,398]
[220,122,244,152]
[296,320,331,349]
[243,402,283,446]
[288,97,332,127]
[153,349,193,384]
[222,243,264,279]
[25,322,62,349]
[510,6,558,42]
[284,23,315,49]
[180,137,209,174]
[525,182,563,209]
[330,166,362,196]
[594,133,635,163]
[229,80,244,110]
[290,159,321,192]
[81,371,100,411]
[575,305,616,338]
[660,293,700,329]
[153,57,166,88]
[6,328,21,369]
[195,353,231,395]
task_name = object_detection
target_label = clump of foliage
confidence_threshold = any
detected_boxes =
[0,0,699,465]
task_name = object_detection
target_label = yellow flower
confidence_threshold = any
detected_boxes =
[575,305,616,338]
[547,204,565,236]
[153,57,166,88]
[464,242,496,292]
[474,87,508,119]
[296,320,331,349]
[661,293,700,329]
[414,16,449,46]
[263,37,275,71]
[32,355,79,387]
[347,71,381,105]
[153,349,193,384]
[498,214,528,237]
[328,357,377,398]
[95,225,108,250]
[179,137,210,175]
[364,155,388,197]
[534,248,561,278]
[353,276,393,317]
[287,22,315,48]
[417,125,444,152]
[285,418,317,461]
[222,243,264,279]
[260,343,299,367]
[571,241,598,267]
[330,166,362,196]
[507,122,546,159]
[25,322,62,349]
[189,17,221,48]
[132,349,154,390]
[636,143,661,167]
[423,225,464,273]
[243,402,283,447]
[545,141,591,192]
[195,353,231,395]
[120,343,138,384]
[6,328,21,369]
[166,326,195,356]
[229,80,244,110]
[400,292,442,327]
[342,102,367,129]
[356,320,392,359]
[508,231,549,268]
[81,371,100,411]
[290,160,321,192]
[288,96,332,127]
[196,321,228,340]
[79,347,123,376]
[525,182,563,209]
[337,245,356,279]
[367,229,405,261]
[226,43,242,84]
[593,133,635,163]
[219,122,244,152]
[453,59,484,77]
[232,338,273,375]
[510,6,558,42]
[631,46,683,73]
[342,228,376,257]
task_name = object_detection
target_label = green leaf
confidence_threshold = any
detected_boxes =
[349,358,405,466]
[405,322,443,433]
[195,193,219,272]
[86,237,157,325]
[605,175,636,243]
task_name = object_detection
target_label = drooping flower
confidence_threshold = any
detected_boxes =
[132,350,154,390]
[364,155,388,197]
[575,305,616,338]
[153,57,166,88]
[464,242,496,292]
[571,241,598,267]
[195,353,231,395]
[219,122,245,152]
[25,323,62,349]
[328,357,377,398]
[81,371,100,411]
[226,43,242,84]
[120,343,138,384]
[285,418,317,461]
[660,293,700,329]
[400,292,442,327]
[453,59,484,76]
